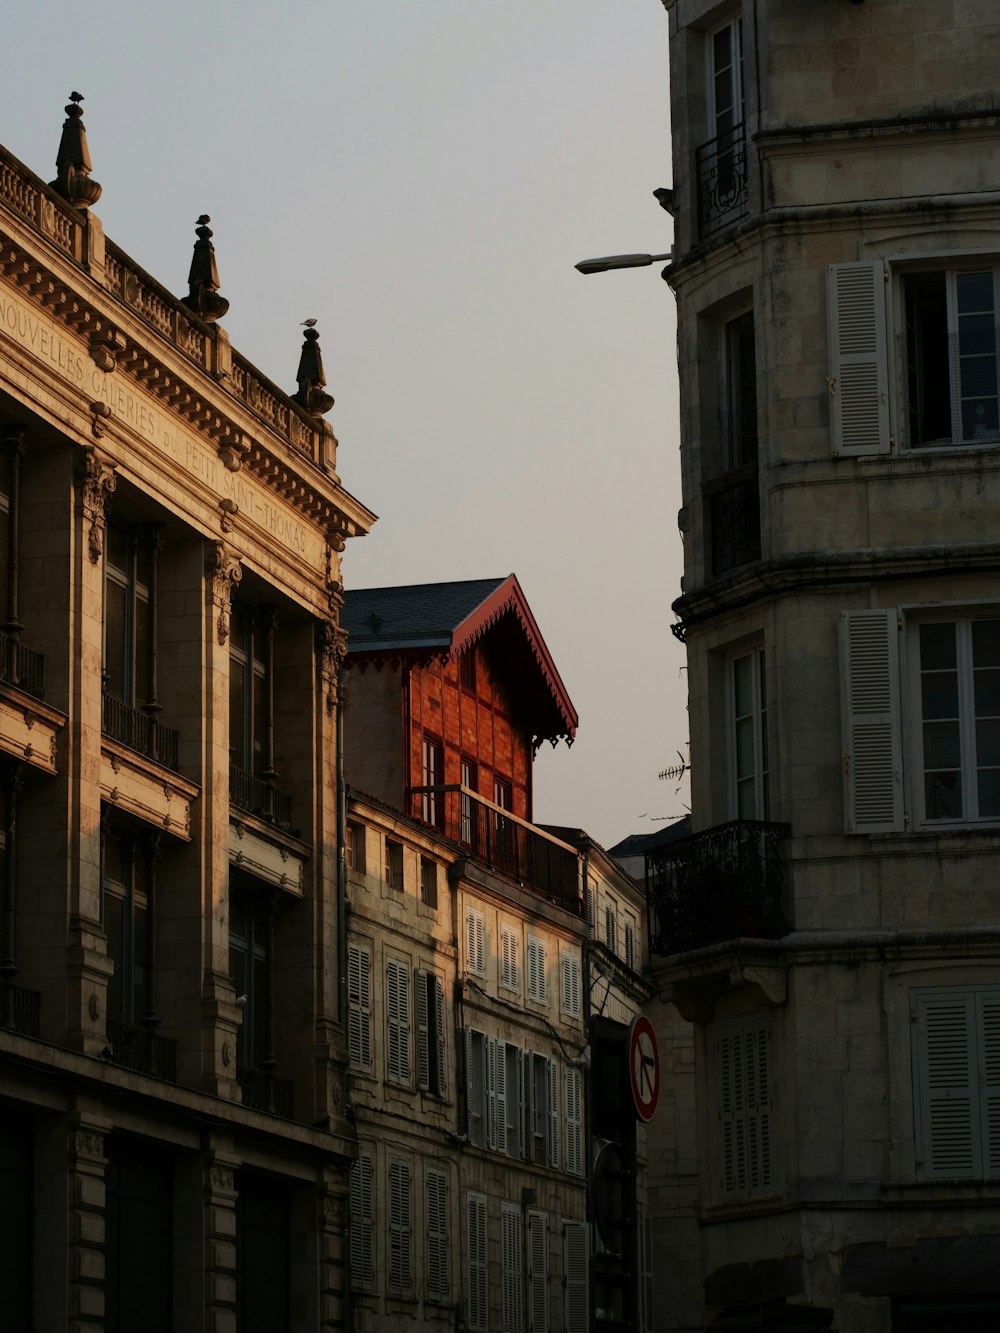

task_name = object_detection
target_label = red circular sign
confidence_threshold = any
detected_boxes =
[628,1015,660,1122]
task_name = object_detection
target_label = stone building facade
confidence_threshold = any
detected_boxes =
[0,98,373,1331]
[340,579,652,1333]
[644,4,1000,1332]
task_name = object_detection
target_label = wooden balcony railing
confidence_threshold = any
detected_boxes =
[0,631,44,699]
[102,694,180,771]
[646,819,790,956]
[410,784,582,916]
[106,1017,177,1081]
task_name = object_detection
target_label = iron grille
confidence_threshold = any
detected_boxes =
[106,1017,177,1081]
[102,694,180,771]
[646,819,790,956]
[0,631,45,699]
[0,980,40,1037]
[229,765,292,827]
[237,1064,294,1117]
[705,465,761,576]
[696,122,750,240]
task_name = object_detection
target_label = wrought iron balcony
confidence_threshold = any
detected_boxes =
[0,979,40,1037]
[237,1064,294,1117]
[410,784,582,917]
[102,693,180,771]
[705,465,761,577]
[106,1017,177,1081]
[696,122,749,240]
[229,765,292,827]
[646,819,790,957]
[0,630,44,699]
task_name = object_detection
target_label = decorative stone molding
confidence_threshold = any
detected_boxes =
[88,327,127,373]
[318,621,348,715]
[76,447,116,561]
[219,498,238,534]
[73,1129,105,1158]
[209,1164,236,1193]
[206,542,242,644]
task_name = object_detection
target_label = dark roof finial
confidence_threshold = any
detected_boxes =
[180,215,229,324]
[293,320,334,417]
[50,91,102,210]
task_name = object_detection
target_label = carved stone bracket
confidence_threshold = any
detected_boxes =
[76,447,116,562]
[89,327,127,373]
[209,1164,236,1194]
[318,621,348,715]
[73,1128,106,1160]
[207,543,242,645]
[325,544,344,612]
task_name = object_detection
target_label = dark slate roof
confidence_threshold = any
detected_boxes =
[342,574,577,743]
[607,816,691,859]
[341,577,507,651]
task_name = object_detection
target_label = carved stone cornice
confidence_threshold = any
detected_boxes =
[206,542,242,644]
[75,446,116,562]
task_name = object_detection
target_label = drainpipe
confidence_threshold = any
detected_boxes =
[336,666,348,1027]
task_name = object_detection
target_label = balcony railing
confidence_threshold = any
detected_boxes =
[705,465,761,577]
[229,765,292,827]
[102,694,180,771]
[696,122,749,240]
[106,1017,177,1081]
[0,979,40,1037]
[410,784,582,916]
[646,819,790,956]
[237,1064,294,1117]
[0,631,45,699]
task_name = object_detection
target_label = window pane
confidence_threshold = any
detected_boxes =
[972,621,1000,666]
[106,524,128,574]
[733,654,753,715]
[974,667,1000,717]
[976,719,1000,768]
[105,891,125,1020]
[229,663,246,767]
[921,672,959,721]
[134,593,151,705]
[252,668,265,775]
[104,579,128,699]
[977,769,1000,817]
[956,271,995,314]
[923,720,961,770]
[133,902,148,1021]
[919,623,956,670]
[961,398,999,442]
[925,771,962,819]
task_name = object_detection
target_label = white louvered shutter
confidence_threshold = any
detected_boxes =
[527,1210,549,1333]
[388,1159,412,1292]
[718,1021,772,1196]
[467,1193,488,1331]
[416,969,430,1090]
[915,992,978,1177]
[386,959,410,1082]
[426,1168,449,1299]
[502,1202,523,1333]
[349,1151,374,1289]
[561,954,580,1017]
[491,1037,508,1154]
[827,261,889,456]
[547,1059,559,1169]
[433,974,446,1095]
[625,922,636,972]
[839,609,904,833]
[565,1066,583,1175]
[981,992,1000,1177]
[522,1050,534,1161]
[562,1219,588,1333]
[466,907,485,977]
[347,944,371,1070]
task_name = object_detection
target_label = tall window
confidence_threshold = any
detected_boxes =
[459,647,476,691]
[902,267,1000,448]
[916,617,1000,822]
[501,1201,523,1333]
[425,1168,449,1301]
[102,826,151,1026]
[717,1018,773,1198]
[912,987,1000,1180]
[420,856,438,908]
[229,604,272,778]
[730,647,768,819]
[388,1159,413,1294]
[228,884,272,1073]
[466,1192,488,1333]
[416,968,446,1095]
[350,1150,375,1290]
[104,522,154,707]
[421,735,443,829]
[347,942,372,1071]
[699,14,748,237]
[709,16,745,149]
[460,758,477,847]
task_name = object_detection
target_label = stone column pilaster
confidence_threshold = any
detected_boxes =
[67,1117,110,1333]
[318,1171,350,1333]
[204,1143,240,1333]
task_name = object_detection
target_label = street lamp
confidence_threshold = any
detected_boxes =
[574,251,673,275]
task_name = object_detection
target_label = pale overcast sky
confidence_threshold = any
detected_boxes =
[4,1,687,848]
